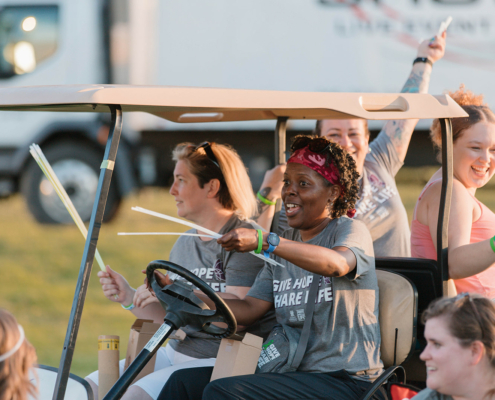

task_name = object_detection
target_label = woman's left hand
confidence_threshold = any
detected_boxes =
[218,228,260,252]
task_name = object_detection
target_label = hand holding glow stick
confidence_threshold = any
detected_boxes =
[131,206,286,268]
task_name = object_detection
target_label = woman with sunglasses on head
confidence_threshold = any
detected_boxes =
[411,294,495,400]
[157,135,384,400]
[0,309,37,400]
[411,87,495,299]
[258,34,446,257]
[85,142,275,400]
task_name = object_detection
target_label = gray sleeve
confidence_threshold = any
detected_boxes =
[246,264,274,303]
[332,220,374,281]
[369,130,404,178]
[223,249,267,287]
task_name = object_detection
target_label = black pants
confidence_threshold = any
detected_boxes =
[158,366,386,400]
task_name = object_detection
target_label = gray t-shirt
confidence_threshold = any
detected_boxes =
[248,217,384,382]
[168,214,275,358]
[354,132,410,257]
[412,389,453,400]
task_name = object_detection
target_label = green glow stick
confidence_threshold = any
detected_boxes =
[29,144,106,272]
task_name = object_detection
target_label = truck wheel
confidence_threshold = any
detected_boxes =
[21,142,121,224]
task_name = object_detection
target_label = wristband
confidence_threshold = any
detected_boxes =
[255,229,264,254]
[490,236,495,253]
[413,57,433,67]
[257,192,277,206]
[121,302,135,311]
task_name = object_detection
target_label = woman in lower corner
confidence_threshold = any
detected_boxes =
[411,294,495,400]
[156,135,384,400]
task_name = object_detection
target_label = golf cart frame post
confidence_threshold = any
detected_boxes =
[52,105,123,400]
[0,86,466,400]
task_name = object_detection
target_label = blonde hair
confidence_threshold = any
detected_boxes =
[430,85,495,160]
[172,142,257,220]
[0,309,37,400]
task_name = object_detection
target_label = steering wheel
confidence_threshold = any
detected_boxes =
[146,260,237,339]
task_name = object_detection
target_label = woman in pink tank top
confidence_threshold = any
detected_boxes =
[411,86,495,299]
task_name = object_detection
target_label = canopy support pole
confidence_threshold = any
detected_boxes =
[271,117,288,233]
[436,118,453,295]
[52,105,123,400]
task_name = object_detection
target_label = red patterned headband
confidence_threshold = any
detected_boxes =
[287,146,356,218]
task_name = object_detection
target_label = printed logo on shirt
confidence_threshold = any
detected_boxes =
[273,276,333,309]
[289,310,297,322]
[258,341,281,368]
[190,261,227,292]
[355,173,398,220]
[213,258,226,281]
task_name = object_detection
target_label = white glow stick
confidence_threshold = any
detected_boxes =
[118,232,216,239]
[29,144,106,273]
[437,16,452,36]
[131,206,286,268]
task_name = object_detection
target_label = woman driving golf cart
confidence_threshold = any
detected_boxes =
[411,87,495,299]
[257,33,446,257]
[86,142,274,400]
[157,135,384,400]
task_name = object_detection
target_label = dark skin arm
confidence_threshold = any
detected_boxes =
[153,271,273,326]
[218,228,356,277]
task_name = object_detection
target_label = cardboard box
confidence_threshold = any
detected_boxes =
[124,319,161,383]
[124,320,186,383]
[210,333,263,382]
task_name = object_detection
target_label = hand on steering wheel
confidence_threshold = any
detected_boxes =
[146,260,237,339]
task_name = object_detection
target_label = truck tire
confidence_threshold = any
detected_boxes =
[21,141,121,224]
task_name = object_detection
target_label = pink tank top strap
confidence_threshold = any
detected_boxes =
[413,178,442,221]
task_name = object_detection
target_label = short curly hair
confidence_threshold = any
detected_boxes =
[430,85,495,161]
[289,135,359,219]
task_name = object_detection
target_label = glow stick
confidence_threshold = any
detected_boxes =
[29,144,106,272]
[437,16,452,36]
[118,232,216,239]
[131,206,286,268]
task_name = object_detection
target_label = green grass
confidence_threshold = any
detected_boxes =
[0,188,187,377]
[1,180,495,377]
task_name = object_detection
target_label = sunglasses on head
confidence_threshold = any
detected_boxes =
[291,137,332,154]
[454,292,484,339]
[195,141,220,169]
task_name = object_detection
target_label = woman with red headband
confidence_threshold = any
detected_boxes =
[156,135,384,400]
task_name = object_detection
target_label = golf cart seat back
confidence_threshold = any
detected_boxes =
[358,270,417,400]
[376,258,456,342]
[376,270,417,367]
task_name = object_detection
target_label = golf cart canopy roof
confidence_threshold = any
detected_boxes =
[0,84,468,121]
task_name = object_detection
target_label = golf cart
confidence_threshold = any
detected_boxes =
[0,85,467,399]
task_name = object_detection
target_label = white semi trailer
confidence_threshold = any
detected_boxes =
[0,0,494,223]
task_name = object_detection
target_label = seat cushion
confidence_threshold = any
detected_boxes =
[376,270,416,367]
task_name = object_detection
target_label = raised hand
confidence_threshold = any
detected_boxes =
[418,31,446,64]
